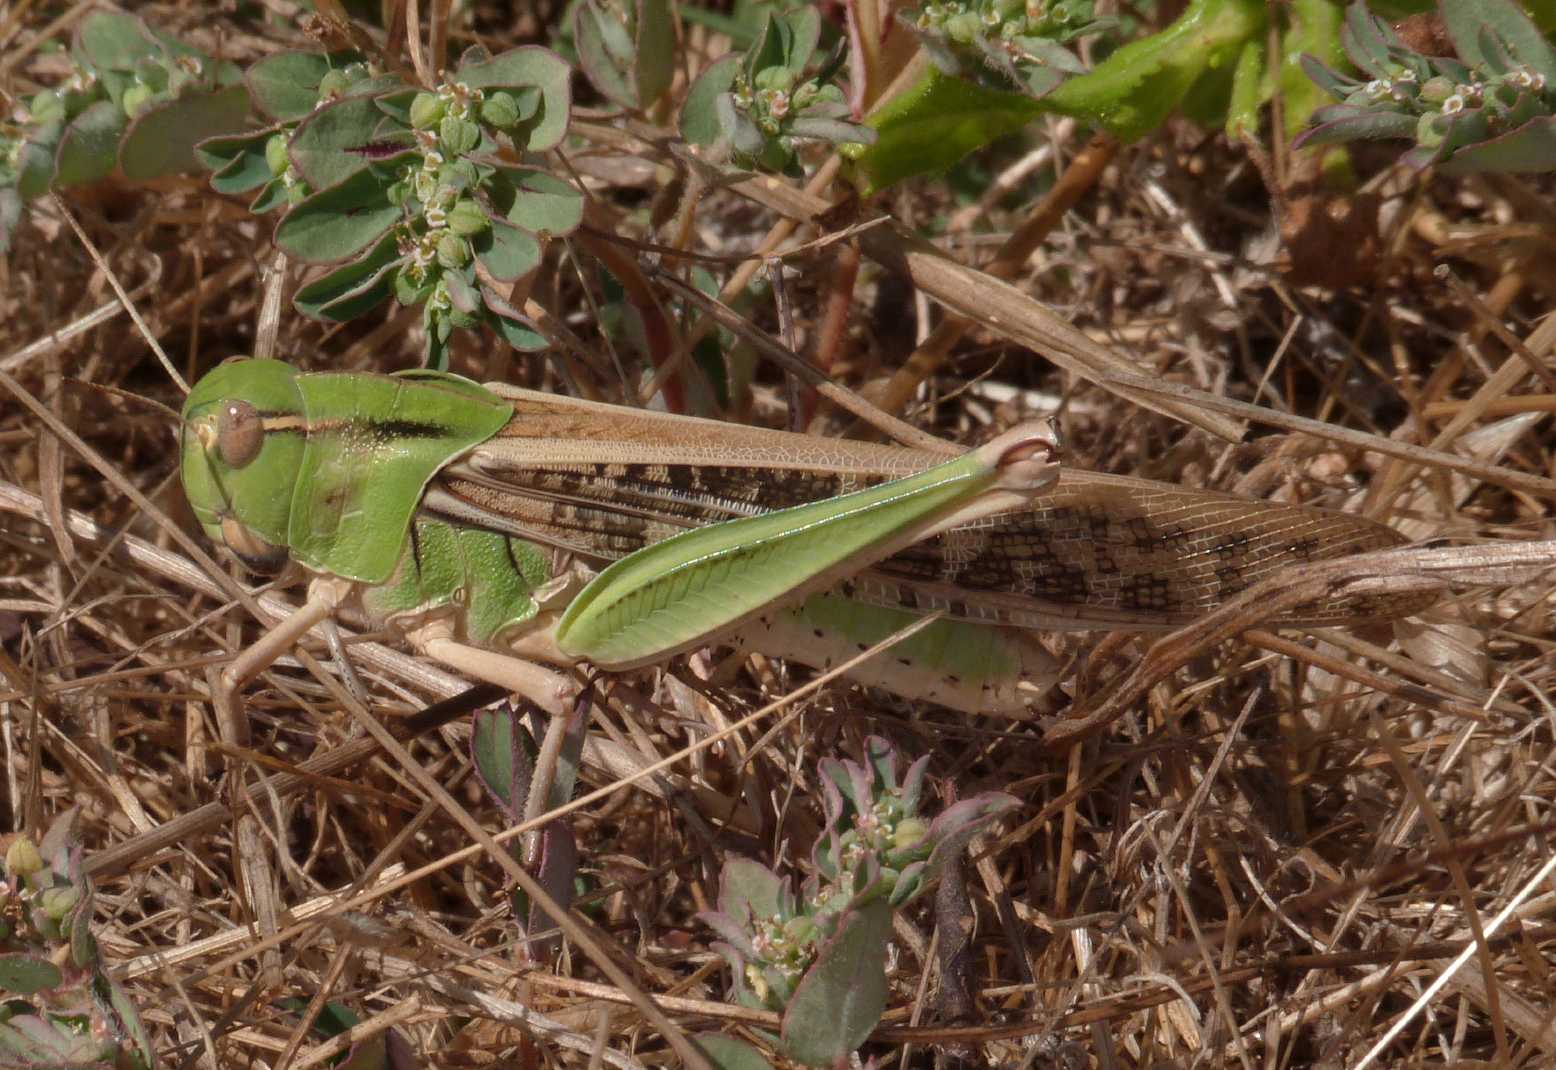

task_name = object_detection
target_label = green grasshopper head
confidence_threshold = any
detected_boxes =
[180,358,308,574]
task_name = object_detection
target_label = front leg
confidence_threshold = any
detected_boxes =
[215,574,356,738]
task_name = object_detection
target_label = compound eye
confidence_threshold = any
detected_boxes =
[216,400,264,469]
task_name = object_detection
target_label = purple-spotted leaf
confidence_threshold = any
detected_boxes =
[288,94,403,190]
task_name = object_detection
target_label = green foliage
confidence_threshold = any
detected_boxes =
[199,43,579,368]
[680,9,875,175]
[905,0,1112,99]
[698,737,1017,1066]
[1296,0,1556,174]
[857,0,1280,190]
[0,812,156,1069]
[0,10,246,248]
[574,0,676,110]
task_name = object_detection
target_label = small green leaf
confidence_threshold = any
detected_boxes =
[0,954,62,995]
[1338,1,1396,81]
[501,169,583,235]
[780,6,822,72]
[54,100,126,187]
[292,232,402,320]
[455,46,572,151]
[250,176,295,213]
[718,858,786,922]
[484,291,549,350]
[75,11,157,72]
[474,218,541,281]
[120,84,251,180]
[1293,105,1418,148]
[274,168,400,263]
[575,1,637,109]
[695,1034,777,1070]
[248,51,361,121]
[636,0,676,108]
[103,972,157,1069]
[1442,0,1556,80]
[681,55,741,145]
[779,899,891,1066]
[1439,115,1556,173]
[198,127,279,194]
[16,119,64,199]
[471,705,533,819]
[857,65,1043,193]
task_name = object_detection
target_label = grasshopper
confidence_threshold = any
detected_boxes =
[180,357,1424,720]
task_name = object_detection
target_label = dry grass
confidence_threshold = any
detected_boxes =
[1,4,1554,1068]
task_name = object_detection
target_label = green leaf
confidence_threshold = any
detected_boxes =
[575,0,638,109]
[856,65,1043,193]
[274,168,400,263]
[1280,0,1346,138]
[1044,0,1267,141]
[695,1034,776,1070]
[197,127,278,194]
[636,0,676,108]
[779,899,891,1066]
[54,100,126,187]
[484,291,549,350]
[248,51,361,121]
[292,233,402,320]
[781,6,822,71]
[681,55,741,145]
[0,954,62,995]
[474,218,542,281]
[1442,0,1556,81]
[455,46,572,151]
[103,972,157,1069]
[471,705,533,819]
[289,94,402,190]
[1338,1,1396,81]
[75,11,157,72]
[718,857,786,922]
[1294,105,1417,147]
[499,169,583,235]
[1439,115,1556,173]
[120,84,252,180]
[16,119,64,199]
[250,176,295,214]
